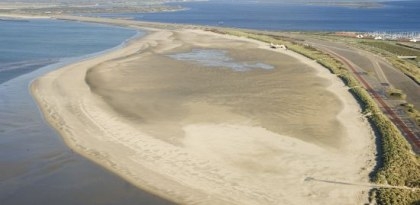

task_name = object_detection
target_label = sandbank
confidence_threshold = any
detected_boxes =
[31,18,375,205]
[0,13,50,19]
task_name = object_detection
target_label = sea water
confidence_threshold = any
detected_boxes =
[101,0,420,32]
[0,19,133,83]
[0,19,172,205]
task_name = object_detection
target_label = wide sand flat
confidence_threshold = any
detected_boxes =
[32,28,375,204]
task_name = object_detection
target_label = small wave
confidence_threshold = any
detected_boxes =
[0,59,58,72]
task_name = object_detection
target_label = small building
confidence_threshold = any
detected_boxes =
[270,43,287,50]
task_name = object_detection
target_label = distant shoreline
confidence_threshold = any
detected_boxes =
[305,1,383,8]
[0,13,50,19]
[2,0,420,33]
[0,1,191,17]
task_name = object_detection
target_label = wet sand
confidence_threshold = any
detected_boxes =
[32,24,375,204]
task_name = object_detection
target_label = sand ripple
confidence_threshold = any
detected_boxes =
[31,28,375,204]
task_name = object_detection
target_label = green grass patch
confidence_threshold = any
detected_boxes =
[401,103,420,126]
[397,42,420,51]
[387,88,407,99]
[361,41,420,57]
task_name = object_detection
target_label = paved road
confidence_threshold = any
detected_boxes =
[294,36,420,154]
[304,38,420,109]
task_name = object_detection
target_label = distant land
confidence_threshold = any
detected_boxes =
[0,0,203,15]
[208,0,400,8]
[0,0,408,15]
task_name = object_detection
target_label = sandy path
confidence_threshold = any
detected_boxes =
[31,28,375,205]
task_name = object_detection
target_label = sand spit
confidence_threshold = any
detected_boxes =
[32,26,375,204]
[0,13,50,19]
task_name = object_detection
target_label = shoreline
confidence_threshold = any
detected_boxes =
[0,18,175,204]
[30,16,375,204]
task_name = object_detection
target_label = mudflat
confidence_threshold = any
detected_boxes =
[32,25,375,205]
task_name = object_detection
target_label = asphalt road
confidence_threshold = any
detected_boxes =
[303,38,420,109]
[290,35,420,154]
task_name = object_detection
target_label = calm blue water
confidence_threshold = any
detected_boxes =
[102,0,420,32]
[0,20,172,205]
[0,19,136,84]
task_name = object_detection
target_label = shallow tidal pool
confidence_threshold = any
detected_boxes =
[169,49,274,71]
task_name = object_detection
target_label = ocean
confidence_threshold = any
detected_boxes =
[0,19,136,84]
[102,0,420,32]
[0,19,171,205]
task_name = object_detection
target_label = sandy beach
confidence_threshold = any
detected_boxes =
[31,18,375,205]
